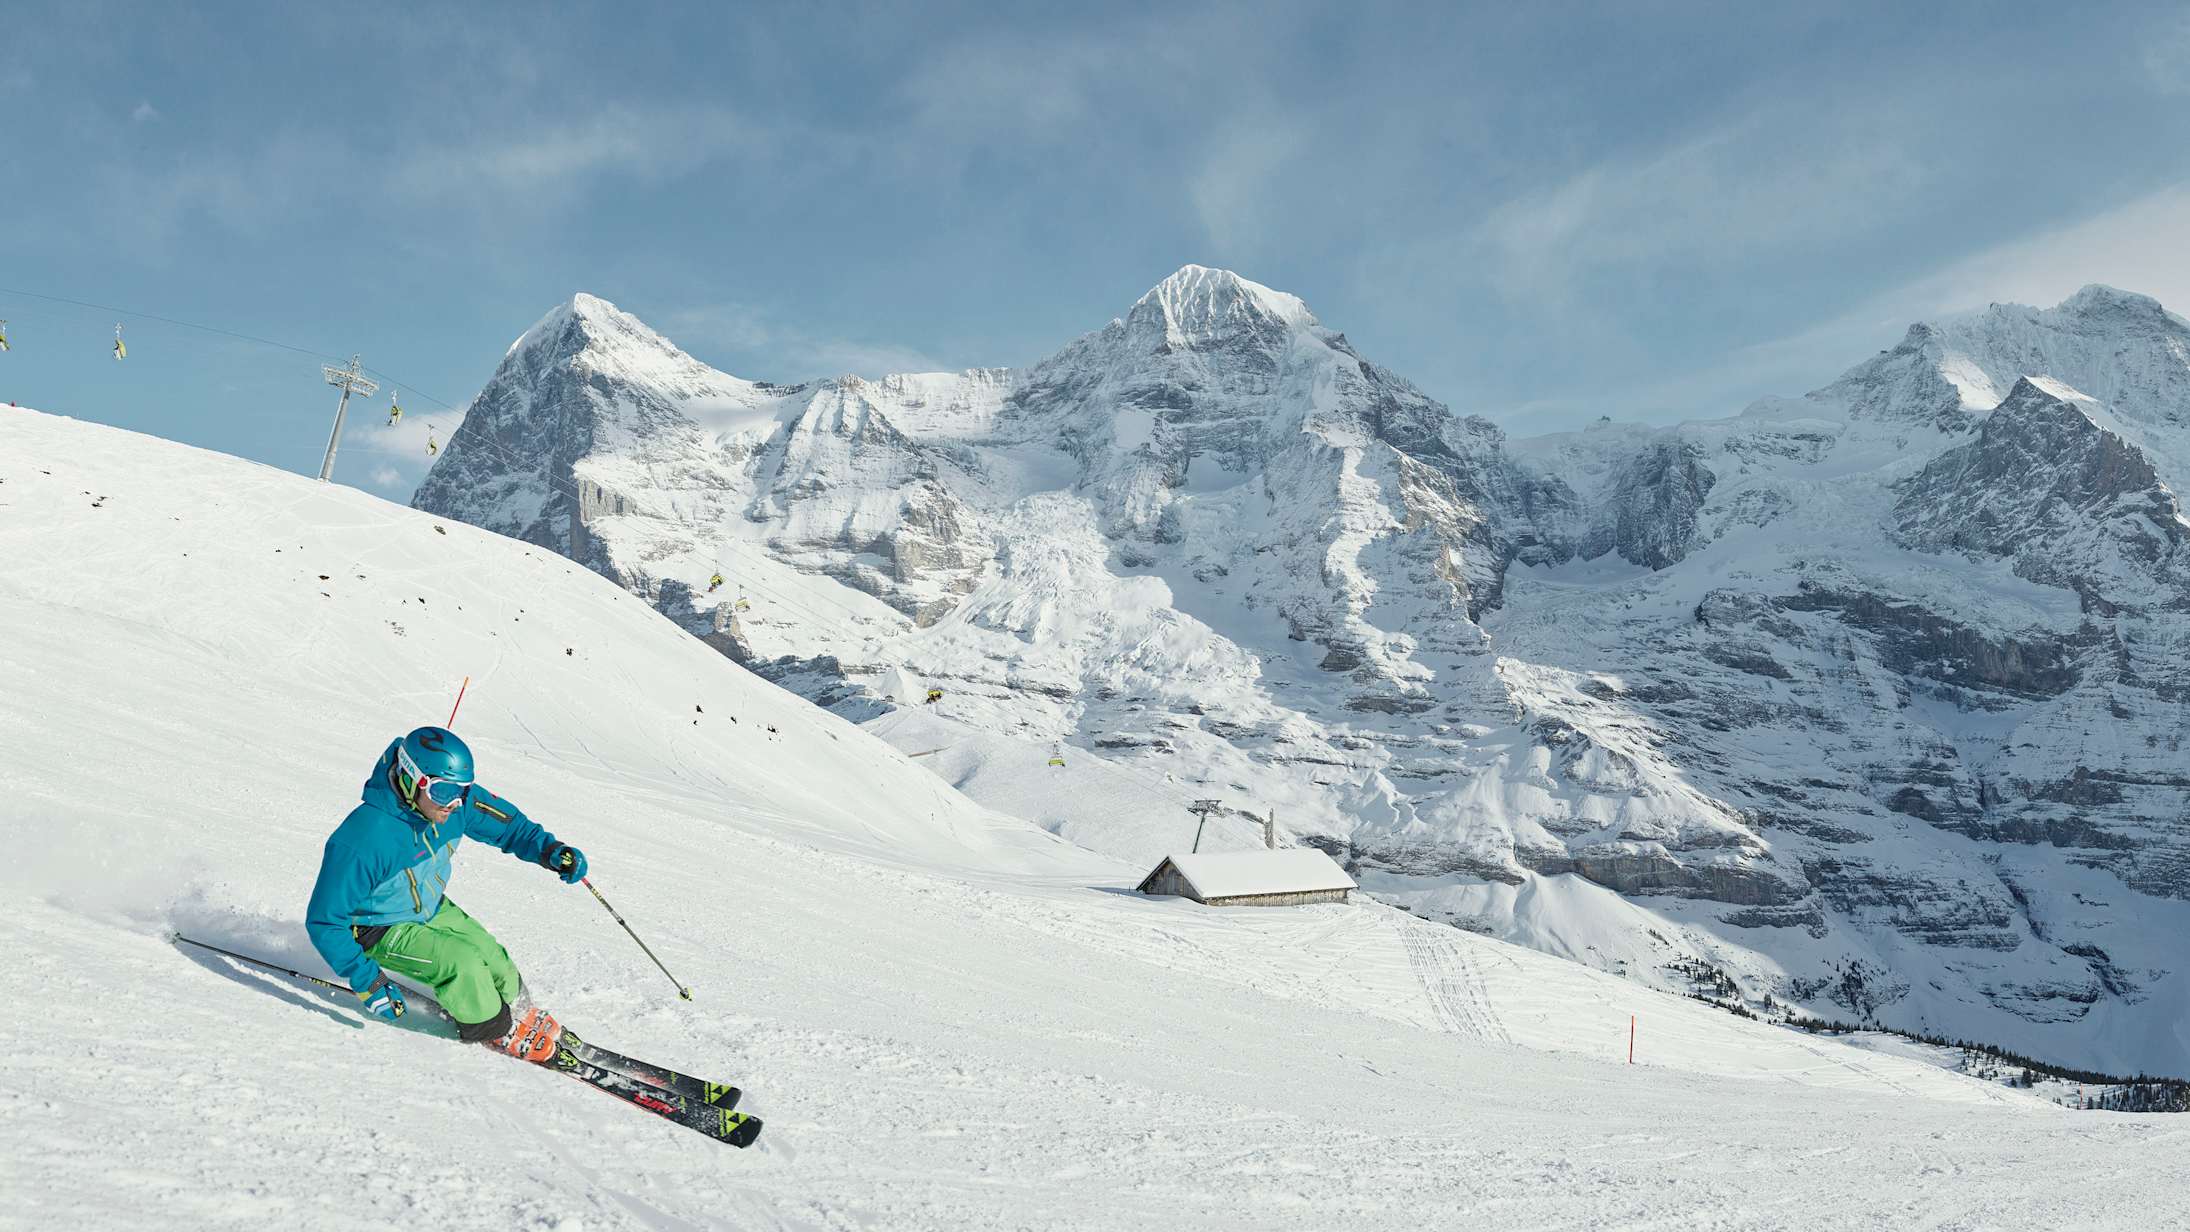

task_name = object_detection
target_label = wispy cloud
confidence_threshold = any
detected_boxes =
[91,128,357,241]
[349,393,467,479]
[2145,10,2190,94]
[894,17,1204,152]
[92,101,793,246]
[660,303,948,381]
[1188,121,1308,253]
[1508,182,2190,432]
[1465,110,1931,310]
[386,104,781,200]
[130,100,160,123]
[1845,184,2190,320]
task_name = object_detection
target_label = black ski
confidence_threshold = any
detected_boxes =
[560,1026,742,1110]
[545,1041,763,1147]
[171,936,760,1146]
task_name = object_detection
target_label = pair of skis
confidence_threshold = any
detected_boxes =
[531,1020,762,1149]
[170,934,760,1149]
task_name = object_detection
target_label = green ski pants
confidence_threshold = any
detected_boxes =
[363,899,520,1026]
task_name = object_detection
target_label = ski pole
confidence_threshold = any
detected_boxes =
[565,860,694,1001]
[173,933,349,994]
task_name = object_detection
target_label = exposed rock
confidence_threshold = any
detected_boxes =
[415,276,2190,1074]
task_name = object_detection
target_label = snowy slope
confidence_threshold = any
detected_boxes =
[8,404,2186,1229]
[412,273,2190,1076]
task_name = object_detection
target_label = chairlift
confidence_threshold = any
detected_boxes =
[387,394,403,427]
[426,429,439,456]
[1047,742,1066,768]
[112,323,126,361]
[0,319,10,352]
[707,572,724,594]
[924,687,944,705]
[734,585,751,612]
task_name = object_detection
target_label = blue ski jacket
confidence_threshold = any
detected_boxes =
[305,739,562,993]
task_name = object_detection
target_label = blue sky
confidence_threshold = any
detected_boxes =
[4,1,2188,496]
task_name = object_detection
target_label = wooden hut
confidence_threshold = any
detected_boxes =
[1136,849,1356,907]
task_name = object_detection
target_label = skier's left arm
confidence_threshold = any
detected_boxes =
[464,787,587,883]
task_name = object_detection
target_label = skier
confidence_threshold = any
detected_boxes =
[305,726,587,1052]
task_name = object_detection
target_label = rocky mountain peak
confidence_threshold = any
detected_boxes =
[1993,374,2097,417]
[1124,264,1317,348]
[505,291,698,373]
[2053,283,2172,325]
[416,275,2190,1075]
[1894,374,2178,576]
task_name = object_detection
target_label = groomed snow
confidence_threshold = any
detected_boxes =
[5,404,2187,1231]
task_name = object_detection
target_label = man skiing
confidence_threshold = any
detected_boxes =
[305,726,587,1054]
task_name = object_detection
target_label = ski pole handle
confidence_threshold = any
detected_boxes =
[578,876,695,1002]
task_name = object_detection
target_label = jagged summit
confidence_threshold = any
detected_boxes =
[2055,283,2172,321]
[1125,264,1316,343]
[505,291,687,363]
[2003,373,2100,412]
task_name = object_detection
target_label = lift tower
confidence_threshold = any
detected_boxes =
[317,355,379,482]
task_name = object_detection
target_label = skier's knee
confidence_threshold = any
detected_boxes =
[456,999,513,1044]
[441,958,506,1025]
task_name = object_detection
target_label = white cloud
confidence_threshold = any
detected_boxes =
[1845,184,2190,320]
[2145,12,2190,94]
[659,303,947,381]
[1511,182,2190,431]
[1189,121,1307,253]
[896,19,1200,150]
[369,465,403,489]
[130,100,160,123]
[93,102,791,244]
[353,394,466,467]
[1464,111,1930,309]
[385,104,780,200]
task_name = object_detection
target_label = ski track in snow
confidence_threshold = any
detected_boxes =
[3,405,2187,1231]
[1392,909,1513,1045]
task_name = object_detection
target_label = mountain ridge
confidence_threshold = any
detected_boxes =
[414,268,2190,1073]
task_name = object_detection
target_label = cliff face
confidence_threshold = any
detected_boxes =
[417,274,2190,1073]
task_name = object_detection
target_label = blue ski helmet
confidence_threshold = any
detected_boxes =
[395,726,474,806]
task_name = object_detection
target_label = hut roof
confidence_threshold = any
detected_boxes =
[1143,849,1356,899]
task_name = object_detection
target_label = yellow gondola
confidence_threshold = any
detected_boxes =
[734,586,751,612]
[426,430,439,456]
[1047,743,1066,768]
[924,688,944,705]
[387,394,403,427]
[0,319,10,352]
[707,573,724,593]
[113,324,126,361]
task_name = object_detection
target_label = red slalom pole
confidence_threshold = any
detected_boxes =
[446,675,470,727]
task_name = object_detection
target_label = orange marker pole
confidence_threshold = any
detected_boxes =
[446,675,470,727]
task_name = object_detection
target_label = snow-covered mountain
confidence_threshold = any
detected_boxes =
[24,402,2184,1229]
[414,271,2190,1075]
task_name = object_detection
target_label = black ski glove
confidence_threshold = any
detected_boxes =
[541,843,587,884]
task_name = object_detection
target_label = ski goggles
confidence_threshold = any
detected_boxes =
[395,744,473,807]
